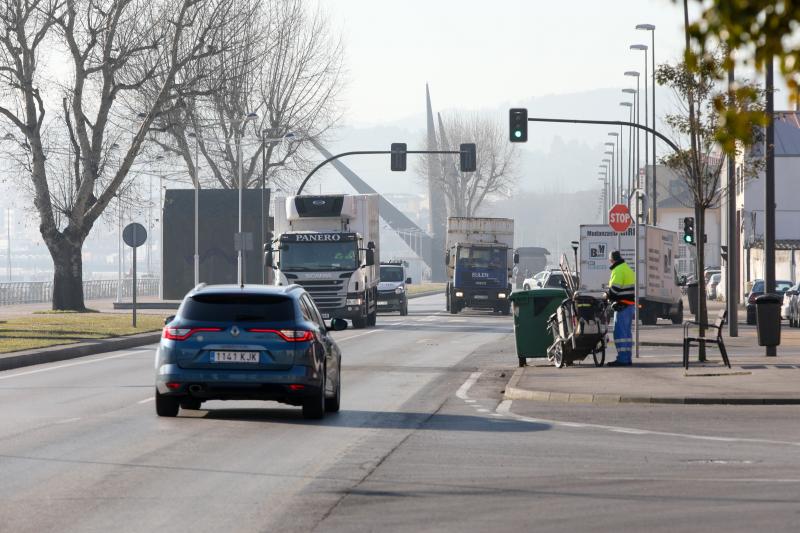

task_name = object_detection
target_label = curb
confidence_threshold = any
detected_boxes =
[0,331,162,372]
[503,368,800,405]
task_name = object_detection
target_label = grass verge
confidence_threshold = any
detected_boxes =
[0,313,166,354]
[407,283,446,296]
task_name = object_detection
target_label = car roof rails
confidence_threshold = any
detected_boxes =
[193,282,207,291]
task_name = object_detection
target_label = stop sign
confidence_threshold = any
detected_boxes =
[608,204,632,233]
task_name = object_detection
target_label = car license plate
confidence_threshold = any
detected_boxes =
[378,301,389,306]
[474,295,488,300]
[321,313,330,319]
[212,351,259,363]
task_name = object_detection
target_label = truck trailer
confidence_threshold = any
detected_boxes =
[445,217,516,315]
[269,194,380,328]
[579,224,683,325]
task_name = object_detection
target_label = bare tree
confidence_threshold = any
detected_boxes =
[421,112,518,218]
[147,0,344,193]
[0,0,248,310]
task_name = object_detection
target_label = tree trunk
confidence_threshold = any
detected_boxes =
[695,204,707,361]
[51,239,87,312]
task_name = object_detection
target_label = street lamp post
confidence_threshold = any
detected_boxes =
[597,176,608,222]
[603,149,615,203]
[608,132,620,201]
[631,44,649,222]
[637,24,657,224]
[619,101,634,197]
[623,73,640,195]
[187,132,201,287]
[235,112,258,286]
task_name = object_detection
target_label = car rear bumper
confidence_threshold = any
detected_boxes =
[156,364,323,404]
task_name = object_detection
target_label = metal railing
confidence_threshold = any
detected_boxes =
[0,279,160,306]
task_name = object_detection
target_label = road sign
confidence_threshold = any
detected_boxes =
[608,204,632,233]
[123,223,147,248]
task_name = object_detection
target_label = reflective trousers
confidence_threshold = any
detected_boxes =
[613,305,634,363]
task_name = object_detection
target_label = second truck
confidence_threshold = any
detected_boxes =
[268,194,380,328]
[445,217,516,315]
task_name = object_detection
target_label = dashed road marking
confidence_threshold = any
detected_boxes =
[137,397,155,404]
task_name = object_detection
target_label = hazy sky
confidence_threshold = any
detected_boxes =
[329,0,791,126]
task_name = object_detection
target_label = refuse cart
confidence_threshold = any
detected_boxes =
[509,288,567,367]
[686,282,699,316]
[755,293,782,347]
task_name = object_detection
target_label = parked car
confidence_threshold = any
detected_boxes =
[788,287,800,327]
[521,271,547,290]
[781,283,800,321]
[746,279,794,325]
[523,269,578,290]
[704,268,720,286]
[707,273,721,300]
[154,284,347,419]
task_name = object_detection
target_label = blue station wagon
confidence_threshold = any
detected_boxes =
[154,284,346,419]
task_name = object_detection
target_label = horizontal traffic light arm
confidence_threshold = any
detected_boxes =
[526,117,681,155]
[296,148,471,195]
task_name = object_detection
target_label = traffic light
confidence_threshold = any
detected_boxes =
[509,108,528,142]
[683,216,695,245]
[460,143,476,172]
[390,143,407,171]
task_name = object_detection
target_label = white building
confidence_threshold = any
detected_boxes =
[647,164,722,278]
[723,111,800,300]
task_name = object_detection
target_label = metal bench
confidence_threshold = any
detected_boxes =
[683,309,731,370]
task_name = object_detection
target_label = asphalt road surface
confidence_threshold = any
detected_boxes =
[1,294,799,532]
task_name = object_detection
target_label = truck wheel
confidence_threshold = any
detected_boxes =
[671,301,684,325]
[367,309,377,327]
[640,305,657,326]
[449,301,459,314]
[502,303,511,316]
[445,291,451,312]
[352,317,366,329]
[400,302,408,316]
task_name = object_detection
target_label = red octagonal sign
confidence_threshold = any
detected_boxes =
[608,203,632,233]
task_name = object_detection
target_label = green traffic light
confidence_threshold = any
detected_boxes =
[514,130,522,139]
[683,234,694,244]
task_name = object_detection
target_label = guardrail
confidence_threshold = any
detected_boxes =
[0,279,160,306]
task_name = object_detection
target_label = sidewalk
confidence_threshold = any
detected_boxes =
[506,299,800,405]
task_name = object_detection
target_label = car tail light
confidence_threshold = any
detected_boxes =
[288,384,305,391]
[166,382,182,390]
[748,293,759,304]
[162,326,223,341]
[246,328,314,342]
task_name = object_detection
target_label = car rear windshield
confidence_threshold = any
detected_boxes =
[180,293,296,322]
[751,280,793,294]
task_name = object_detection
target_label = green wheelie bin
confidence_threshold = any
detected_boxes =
[509,288,567,367]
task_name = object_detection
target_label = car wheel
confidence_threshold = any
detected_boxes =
[155,389,179,417]
[325,372,341,413]
[180,399,202,410]
[746,313,756,326]
[302,370,326,420]
[400,303,408,316]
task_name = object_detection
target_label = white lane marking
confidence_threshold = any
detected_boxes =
[476,408,490,413]
[456,371,482,400]
[496,400,800,448]
[56,417,81,424]
[335,330,381,342]
[464,399,476,403]
[137,397,155,404]
[0,350,149,381]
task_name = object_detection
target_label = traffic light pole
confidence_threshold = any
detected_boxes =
[296,149,469,195]
[526,117,681,157]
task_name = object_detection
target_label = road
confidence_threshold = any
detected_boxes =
[1,294,799,532]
